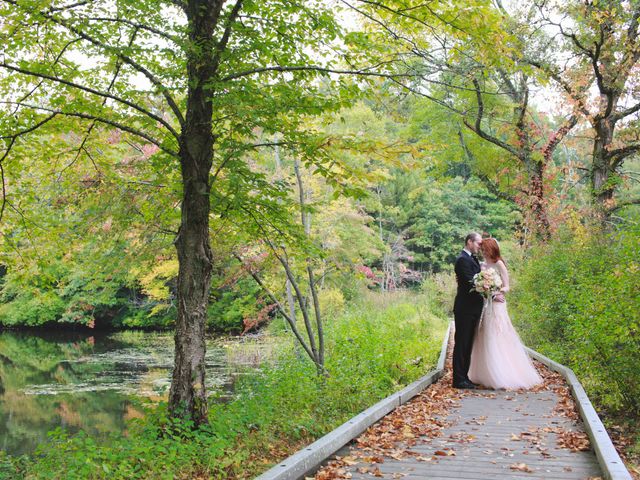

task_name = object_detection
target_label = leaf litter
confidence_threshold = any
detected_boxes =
[314,346,603,479]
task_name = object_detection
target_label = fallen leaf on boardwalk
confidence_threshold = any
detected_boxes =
[557,429,591,451]
[315,467,351,479]
[448,431,476,443]
[362,456,384,464]
[391,474,406,479]
[387,451,406,461]
[401,426,415,439]
[510,463,534,473]
[415,455,434,462]
[510,434,521,441]
[434,449,456,456]
[371,467,383,477]
[564,467,573,472]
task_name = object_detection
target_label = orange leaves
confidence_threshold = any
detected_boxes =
[433,449,456,456]
[557,429,591,452]
[315,366,463,479]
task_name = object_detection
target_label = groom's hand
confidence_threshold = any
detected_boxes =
[493,293,506,303]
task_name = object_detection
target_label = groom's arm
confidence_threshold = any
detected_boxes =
[455,257,477,292]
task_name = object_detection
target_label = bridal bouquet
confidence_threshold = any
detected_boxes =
[472,268,503,298]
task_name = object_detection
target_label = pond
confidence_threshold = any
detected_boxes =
[0,330,269,456]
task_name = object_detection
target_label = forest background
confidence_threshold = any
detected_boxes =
[0,0,638,478]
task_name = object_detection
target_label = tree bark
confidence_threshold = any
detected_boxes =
[525,157,550,241]
[592,116,616,206]
[170,141,213,424]
[168,0,219,425]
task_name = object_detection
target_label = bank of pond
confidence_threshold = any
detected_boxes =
[0,329,274,457]
[0,291,448,479]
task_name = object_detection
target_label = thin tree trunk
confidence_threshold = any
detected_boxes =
[294,159,324,373]
[526,159,550,240]
[286,279,297,325]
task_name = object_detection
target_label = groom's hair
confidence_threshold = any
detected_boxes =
[464,232,480,245]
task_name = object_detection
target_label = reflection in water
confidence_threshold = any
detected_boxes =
[0,330,267,456]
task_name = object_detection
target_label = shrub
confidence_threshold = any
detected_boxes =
[510,220,640,415]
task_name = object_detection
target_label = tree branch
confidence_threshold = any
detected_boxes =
[61,27,144,179]
[2,0,186,127]
[1,101,178,157]
[607,197,640,213]
[233,252,316,361]
[542,114,578,160]
[0,61,180,140]
[0,138,15,224]
[525,58,592,119]
[606,143,640,165]
[211,0,243,74]
[457,128,516,202]
[613,100,640,122]
[463,78,520,158]
[0,113,59,140]
[220,64,417,82]
[84,17,181,44]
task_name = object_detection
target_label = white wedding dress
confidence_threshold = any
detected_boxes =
[468,260,542,390]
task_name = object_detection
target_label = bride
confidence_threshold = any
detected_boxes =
[468,238,542,390]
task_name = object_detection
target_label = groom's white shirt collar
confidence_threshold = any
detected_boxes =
[463,248,473,257]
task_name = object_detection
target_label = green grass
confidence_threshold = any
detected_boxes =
[2,289,447,480]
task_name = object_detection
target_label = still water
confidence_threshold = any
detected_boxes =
[0,330,267,456]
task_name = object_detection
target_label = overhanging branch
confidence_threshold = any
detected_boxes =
[2,0,186,128]
[1,101,178,158]
[463,78,520,158]
[0,61,180,140]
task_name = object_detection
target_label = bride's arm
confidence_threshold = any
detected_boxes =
[497,260,510,293]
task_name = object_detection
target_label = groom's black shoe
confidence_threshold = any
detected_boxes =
[452,380,477,389]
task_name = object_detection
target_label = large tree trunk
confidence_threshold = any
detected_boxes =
[591,117,616,207]
[168,0,217,425]
[169,133,214,425]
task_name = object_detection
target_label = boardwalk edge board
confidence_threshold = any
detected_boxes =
[254,322,452,480]
[525,347,633,480]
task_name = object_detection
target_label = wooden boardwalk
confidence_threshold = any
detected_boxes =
[316,361,604,479]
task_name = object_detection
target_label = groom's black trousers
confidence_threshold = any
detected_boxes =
[452,309,480,385]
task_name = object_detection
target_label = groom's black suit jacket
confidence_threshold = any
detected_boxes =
[453,251,483,315]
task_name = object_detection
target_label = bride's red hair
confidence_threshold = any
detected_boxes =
[481,238,504,264]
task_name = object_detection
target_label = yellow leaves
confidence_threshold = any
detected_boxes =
[138,259,179,301]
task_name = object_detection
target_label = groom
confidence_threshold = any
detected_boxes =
[452,232,484,389]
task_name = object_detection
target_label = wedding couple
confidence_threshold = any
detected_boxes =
[452,233,542,390]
